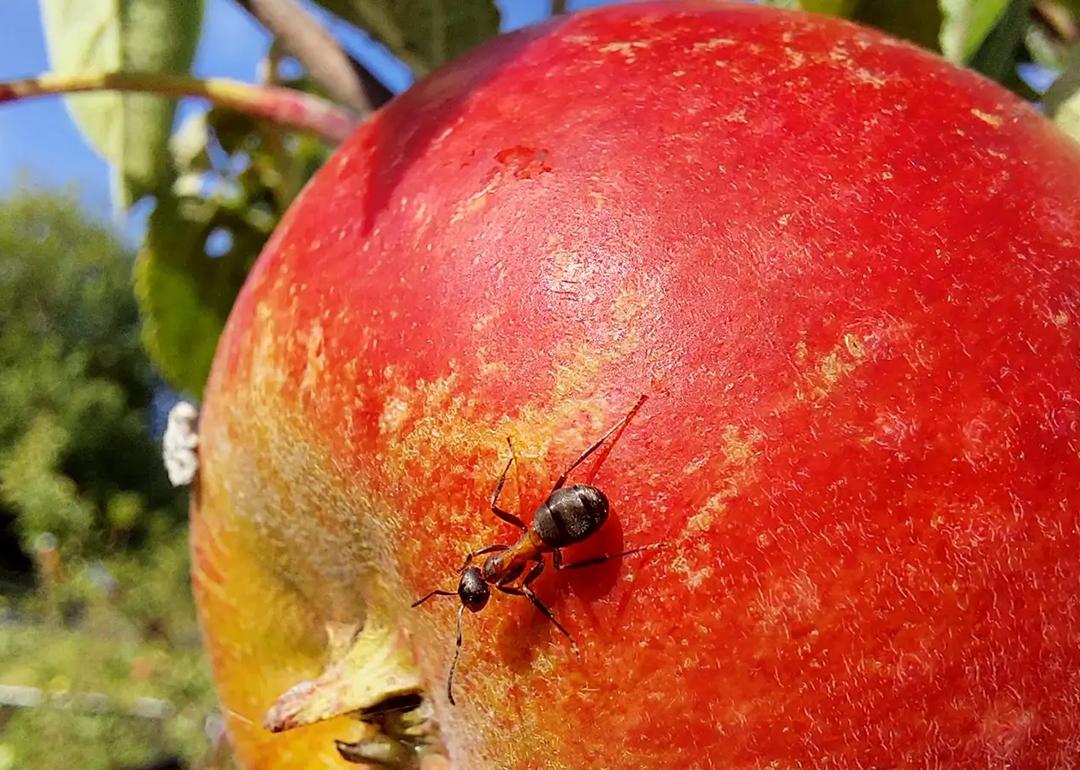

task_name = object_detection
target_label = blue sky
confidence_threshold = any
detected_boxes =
[0,0,610,227]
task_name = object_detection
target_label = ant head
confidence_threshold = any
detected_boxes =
[457,566,490,612]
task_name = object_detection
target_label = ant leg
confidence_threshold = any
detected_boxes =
[497,559,576,645]
[458,543,510,572]
[553,541,665,571]
[411,589,456,608]
[447,604,466,706]
[551,394,648,491]
[510,434,526,519]
[491,438,527,531]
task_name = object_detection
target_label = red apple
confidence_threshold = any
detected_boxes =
[191,2,1080,768]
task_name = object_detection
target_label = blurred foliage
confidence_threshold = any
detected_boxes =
[311,0,500,75]
[0,536,221,770]
[136,96,332,396]
[0,192,220,769]
[772,0,1078,100]
[0,192,178,559]
[1046,42,1080,131]
[39,0,204,210]
[939,0,1012,62]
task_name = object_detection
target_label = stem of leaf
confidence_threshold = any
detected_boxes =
[0,72,358,143]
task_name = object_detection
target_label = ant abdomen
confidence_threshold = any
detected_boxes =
[533,484,609,547]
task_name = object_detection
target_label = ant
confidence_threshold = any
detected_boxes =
[412,395,659,705]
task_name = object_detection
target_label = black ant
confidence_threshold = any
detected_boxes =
[412,395,659,705]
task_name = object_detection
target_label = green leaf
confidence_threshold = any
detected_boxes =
[137,103,330,395]
[1051,87,1080,144]
[801,0,863,14]
[759,0,862,15]
[134,193,253,396]
[1024,21,1066,71]
[39,0,205,209]
[966,0,1033,94]
[938,0,1011,62]
[310,0,500,75]
[1046,44,1080,144]
[855,0,943,51]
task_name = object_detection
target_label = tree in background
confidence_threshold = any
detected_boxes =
[0,192,216,770]
[0,192,179,568]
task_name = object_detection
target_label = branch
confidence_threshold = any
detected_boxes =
[0,72,357,143]
[235,0,393,115]
[0,684,175,721]
[1034,0,1079,45]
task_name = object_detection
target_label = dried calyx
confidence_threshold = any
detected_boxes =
[263,609,447,768]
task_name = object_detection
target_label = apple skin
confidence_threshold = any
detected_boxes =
[191,2,1080,769]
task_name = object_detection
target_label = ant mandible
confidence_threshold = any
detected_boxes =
[412,394,658,705]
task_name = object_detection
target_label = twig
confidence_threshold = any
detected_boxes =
[0,71,357,143]
[235,0,393,115]
[1033,0,1079,44]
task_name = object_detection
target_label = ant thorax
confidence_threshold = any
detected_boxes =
[480,540,539,583]
[480,550,515,582]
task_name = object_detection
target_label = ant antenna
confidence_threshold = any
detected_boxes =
[411,589,455,607]
[447,605,466,706]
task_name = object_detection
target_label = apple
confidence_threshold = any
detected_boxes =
[190,2,1080,768]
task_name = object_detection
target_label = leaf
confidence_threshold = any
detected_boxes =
[938,0,1011,62]
[966,0,1034,95]
[137,106,331,395]
[758,0,862,15]
[801,0,863,14]
[39,0,205,209]
[310,0,500,75]
[1045,43,1080,144]
[1052,88,1080,143]
[134,193,254,396]
[263,611,421,733]
[855,0,944,51]
[1024,23,1067,71]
